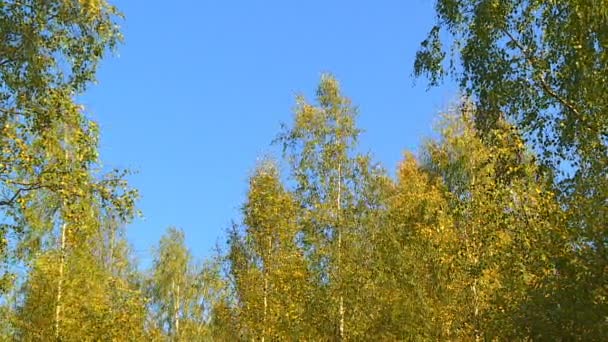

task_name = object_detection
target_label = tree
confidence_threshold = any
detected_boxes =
[148,227,189,340]
[0,0,136,297]
[14,219,147,341]
[148,227,221,341]
[226,161,310,340]
[368,152,456,339]
[276,74,383,339]
[414,0,607,165]
[190,255,230,341]
[421,107,572,339]
[415,2,608,336]
[0,1,139,338]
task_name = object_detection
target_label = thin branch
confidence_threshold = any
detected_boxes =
[501,28,583,118]
[0,183,43,207]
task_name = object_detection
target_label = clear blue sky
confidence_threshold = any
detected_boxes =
[82,0,456,267]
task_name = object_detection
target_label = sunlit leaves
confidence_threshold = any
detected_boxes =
[227,161,311,340]
[0,0,137,299]
[416,1,608,337]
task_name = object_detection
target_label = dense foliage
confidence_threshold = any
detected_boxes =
[0,0,605,340]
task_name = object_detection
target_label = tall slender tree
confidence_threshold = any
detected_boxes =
[14,216,146,340]
[367,152,456,339]
[277,74,378,339]
[148,227,190,340]
[148,227,224,340]
[227,161,310,340]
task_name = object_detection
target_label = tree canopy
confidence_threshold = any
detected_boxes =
[1,0,606,340]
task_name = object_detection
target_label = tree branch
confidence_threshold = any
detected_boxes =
[501,28,583,118]
[0,183,43,207]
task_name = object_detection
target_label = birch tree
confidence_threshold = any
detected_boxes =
[415,2,608,335]
[277,74,369,340]
[227,161,310,340]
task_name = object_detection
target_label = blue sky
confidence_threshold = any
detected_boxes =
[83,0,456,267]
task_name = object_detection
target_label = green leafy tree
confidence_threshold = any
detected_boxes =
[0,0,136,297]
[414,0,607,164]
[0,1,139,338]
[415,2,608,336]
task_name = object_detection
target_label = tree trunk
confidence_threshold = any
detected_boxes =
[262,236,271,342]
[54,223,66,340]
[337,163,345,341]
[171,279,180,341]
[175,283,180,340]
[108,220,116,274]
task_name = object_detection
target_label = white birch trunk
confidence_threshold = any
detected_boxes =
[337,163,344,341]
[54,223,66,340]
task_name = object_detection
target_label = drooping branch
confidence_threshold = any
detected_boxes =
[501,28,583,118]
